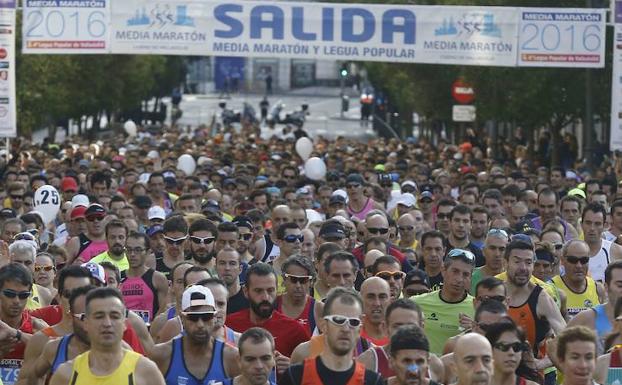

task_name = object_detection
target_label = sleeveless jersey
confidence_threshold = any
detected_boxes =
[593,304,613,354]
[166,306,176,320]
[551,275,600,318]
[589,239,613,282]
[26,285,42,311]
[371,346,394,379]
[76,233,108,263]
[607,347,622,385]
[120,269,159,323]
[508,285,547,351]
[301,357,365,385]
[70,350,141,385]
[164,337,227,385]
[347,198,374,221]
[215,380,276,385]
[51,334,73,375]
[261,234,279,263]
[0,311,34,385]
[275,296,316,335]
[412,290,474,355]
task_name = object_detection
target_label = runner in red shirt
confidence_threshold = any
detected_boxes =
[226,263,309,373]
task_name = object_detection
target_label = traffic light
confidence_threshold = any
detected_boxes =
[340,63,348,78]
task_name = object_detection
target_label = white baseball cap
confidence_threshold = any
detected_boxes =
[396,193,417,208]
[81,262,106,284]
[181,286,216,312]
[148,205,166,221]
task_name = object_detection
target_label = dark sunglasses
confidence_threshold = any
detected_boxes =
[553,243,563,250]
[2,289,31,300]
[10,194,23,200]
[367,227,389,235]
[493,341,528,353]
[398,226,415,232]
[346,183,361,189]
[164,235,188,245]
[240,233,253,241]
[566,256,589,265]
[86,216,105,222]
[405,288,429,297]
[283,234,304,243]
[284,274,312,284]
[189,236,215,245]
[183,312,216,322]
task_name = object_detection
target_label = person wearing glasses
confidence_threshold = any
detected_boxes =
[8,240,53,310]
[65,203,109,264]
[155,215,188,281]
[90,219,129,272]
[34,252,56,298]
[18,266,93,385]
[435,198,457,239]
[359,277,391,346]
[0,218,26,245]
[551,240,604,320]
[233,216,256,265]
[120,231,168,324]
[351,211,410,274]
[412,248,476,355]
[276,256,319,336]
[271,222,303,294]
[188,219,218,274]
[371,255,405,301]
[345,173,383,222]
[150,285,240,385]
[5,182,26,216]
[484,318,540,385]
[446,205,485,267]
[471,228,509,294]
[396,213,419,251]
[50,287,165,385]
[281,287,384,385]
[0,263,48,385]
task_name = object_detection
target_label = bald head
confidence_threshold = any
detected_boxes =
[397,213,415,226]
[364,250,384,275]
[454,333,494,385]
[360,276,390,294]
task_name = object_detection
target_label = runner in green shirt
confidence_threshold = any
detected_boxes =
[90,219,129,272]
[412,248,476,354]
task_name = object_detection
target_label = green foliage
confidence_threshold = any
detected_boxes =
[15,12,185,136]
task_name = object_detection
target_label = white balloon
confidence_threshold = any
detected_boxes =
[295,137,313,161]
[34,185,61,225]
[305,157,326,181]
[177,154,197,176]
[124,120,137,136]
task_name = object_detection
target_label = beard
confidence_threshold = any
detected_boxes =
[250,299,275,319]
[191,249,215,265]
[111,244,125,256]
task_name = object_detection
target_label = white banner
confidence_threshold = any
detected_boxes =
[21,1,607,69]
[518,8,606,68]
[0,0,15,138]
[22,0,110,54]
[610,2,622,151]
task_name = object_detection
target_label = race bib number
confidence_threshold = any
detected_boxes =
[133,310,151,324]
[0,358,22,385]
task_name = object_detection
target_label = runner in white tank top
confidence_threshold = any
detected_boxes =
[589,238,612,282]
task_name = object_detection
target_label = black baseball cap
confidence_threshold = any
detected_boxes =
[404,269,430,288]
[329,195,346,206]
[346,173,364,185]
[319,221,346,239]
[85,203,106,218]
[233,216,253,230]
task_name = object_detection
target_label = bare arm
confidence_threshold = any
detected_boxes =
[147,341,172,375]
[223,345,241,378]
[128,311,155,355]
[155,318,181,344]
[289,341,309,365]
[135,356,166,385]
[356,348,375,370]
[48,361,72,385]
[612,243,622,262]
[429,354,445,384]
[594,353,611,384]
[537,290,566,334]
[65,237,80,264]
[153,272,169,317]
[596,281,606,305]
[36,285,53,307]
[16,332,50,385]
[28,338,60,385]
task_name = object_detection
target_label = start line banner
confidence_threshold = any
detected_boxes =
[22,0,606,68]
